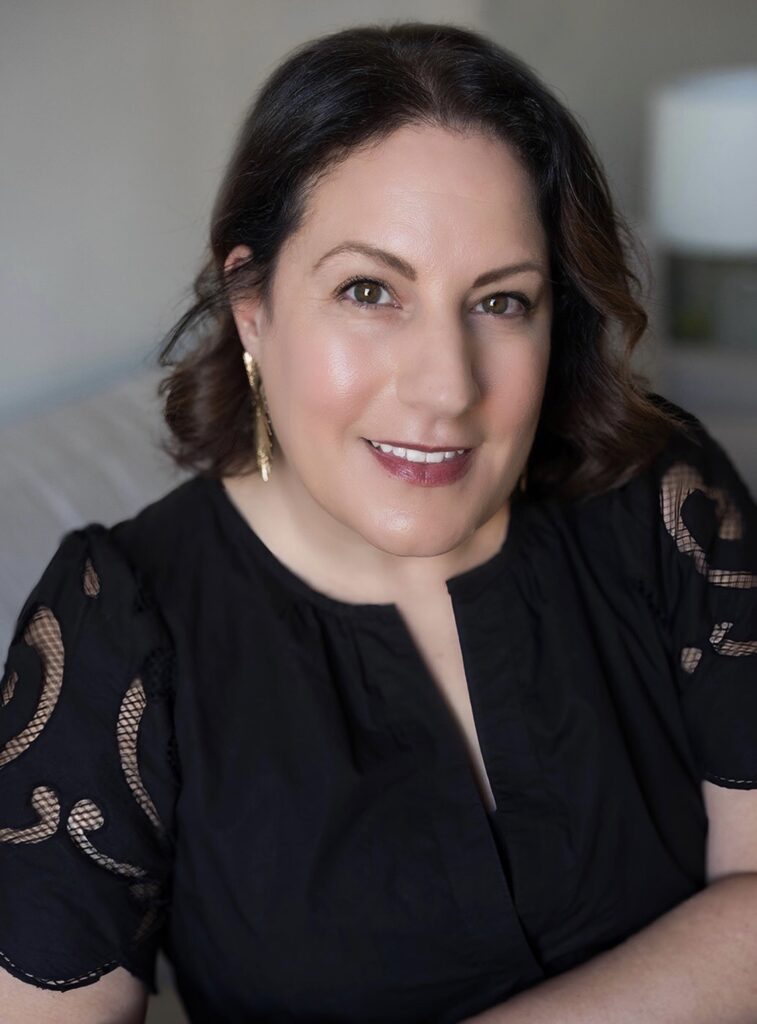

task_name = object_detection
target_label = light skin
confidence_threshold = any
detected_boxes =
[223,123,552,606]
[4,129,755,1024]
[223,125,757,1024]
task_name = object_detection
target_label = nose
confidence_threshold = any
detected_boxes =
[395,315,481,419]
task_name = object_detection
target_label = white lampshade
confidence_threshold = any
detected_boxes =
[648,66,757,254]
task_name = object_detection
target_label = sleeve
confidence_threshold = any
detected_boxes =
[0,524,179,994]
[654,410,757,789]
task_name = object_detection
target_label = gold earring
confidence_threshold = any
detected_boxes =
[242,351,274,482]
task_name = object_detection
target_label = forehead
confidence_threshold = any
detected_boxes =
[291,124,543,257]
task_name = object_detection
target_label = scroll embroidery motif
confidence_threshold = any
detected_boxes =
[660,459,757,676]
[0,608,64,768]
[1,670,17,706]
[0,549,169,982]
[660,461,757,588]
[67,798,147,877]
[680,646,703,675]
[117,677,164,833]
[0,785,59,843]
[82,557,100,597]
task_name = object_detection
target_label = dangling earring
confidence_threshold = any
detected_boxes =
[518,465,528,494]
[242,351,274,482]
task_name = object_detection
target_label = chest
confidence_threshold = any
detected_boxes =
[396,593,498,815]
[168,544,713,1021]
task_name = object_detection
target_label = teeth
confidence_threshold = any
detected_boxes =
[369,440,466,462]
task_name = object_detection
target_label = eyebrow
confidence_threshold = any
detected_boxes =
[312,241,547,289]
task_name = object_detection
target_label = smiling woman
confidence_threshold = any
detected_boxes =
[158,25,678,507]
[216,123,552,588]
[3,18,757,1024]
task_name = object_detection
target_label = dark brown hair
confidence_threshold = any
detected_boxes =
[155,20,694,502]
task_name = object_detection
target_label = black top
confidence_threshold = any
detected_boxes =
[2,395,757,1024]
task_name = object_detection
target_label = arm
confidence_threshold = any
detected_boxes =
[0,964,147,1024]
[463,782,757,1024]
[463,872,757,1024]
[0,527,177,1021]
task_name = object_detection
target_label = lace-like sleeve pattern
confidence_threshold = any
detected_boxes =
[656,418,757,789]
[0,525,178,993]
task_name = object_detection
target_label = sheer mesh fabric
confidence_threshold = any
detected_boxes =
[0,670,17,706]
[660,460,757,589]
[0,528,176,991]
[654,419,757,789]
[660,457,757,678]
[0,607,64,768]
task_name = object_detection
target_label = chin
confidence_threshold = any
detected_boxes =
[362,520,471,560]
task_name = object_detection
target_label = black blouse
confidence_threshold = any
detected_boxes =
[2,395,757,1024]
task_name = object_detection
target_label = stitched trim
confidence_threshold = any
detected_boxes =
[0,945,118,989]
[705,772,757,785]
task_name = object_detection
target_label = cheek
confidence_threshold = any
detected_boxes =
[270,329,380,432]
[483,340,550,434]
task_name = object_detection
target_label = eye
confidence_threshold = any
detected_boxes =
[336,276,395,309]
[334,275,534,318]
[473,292,533,318]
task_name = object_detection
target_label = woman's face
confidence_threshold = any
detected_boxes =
[227,123,552,567]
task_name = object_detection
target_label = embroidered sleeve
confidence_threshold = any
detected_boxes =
[0,525,179,993]
[655,414,757,789]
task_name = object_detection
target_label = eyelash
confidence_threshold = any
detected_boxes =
[335,275,534,317]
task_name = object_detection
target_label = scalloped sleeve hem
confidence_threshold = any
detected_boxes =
[0,525,179,994]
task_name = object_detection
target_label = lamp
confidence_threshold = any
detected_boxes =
[648,66,757,348]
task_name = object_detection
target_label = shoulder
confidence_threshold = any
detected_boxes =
[639,392,754,508]
[634,394,757,589]
[573,393,745,524]
[107,475,210,583]
[645,396,756,557]
[10,523,154,660]
[547,393,755,593]
[3,477,212,704]
[4,517,178,738]
[50,474,223,627]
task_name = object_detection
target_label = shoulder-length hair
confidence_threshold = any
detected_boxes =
[155,20,694,503]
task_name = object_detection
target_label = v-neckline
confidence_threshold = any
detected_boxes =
[201,473,528,620]
[198,469,550,987]
[202,471,532,824]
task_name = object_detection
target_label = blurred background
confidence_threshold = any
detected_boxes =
[1,3,756,1020]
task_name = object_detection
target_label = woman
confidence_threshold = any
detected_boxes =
[1,20,756,1024]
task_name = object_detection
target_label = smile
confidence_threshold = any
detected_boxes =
[367,440,467,463]
[363,438,475,487]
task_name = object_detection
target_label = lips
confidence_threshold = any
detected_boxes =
[364,437,475,487]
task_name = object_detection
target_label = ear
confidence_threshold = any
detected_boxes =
[224,244,267,361]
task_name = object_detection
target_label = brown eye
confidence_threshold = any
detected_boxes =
[476,293,531,317]
[355,282,383,304]
[337,276,394,308]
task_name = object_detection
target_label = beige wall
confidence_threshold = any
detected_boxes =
[0,1,484,424]
[484,0,757,225]
[3,1,756,424]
